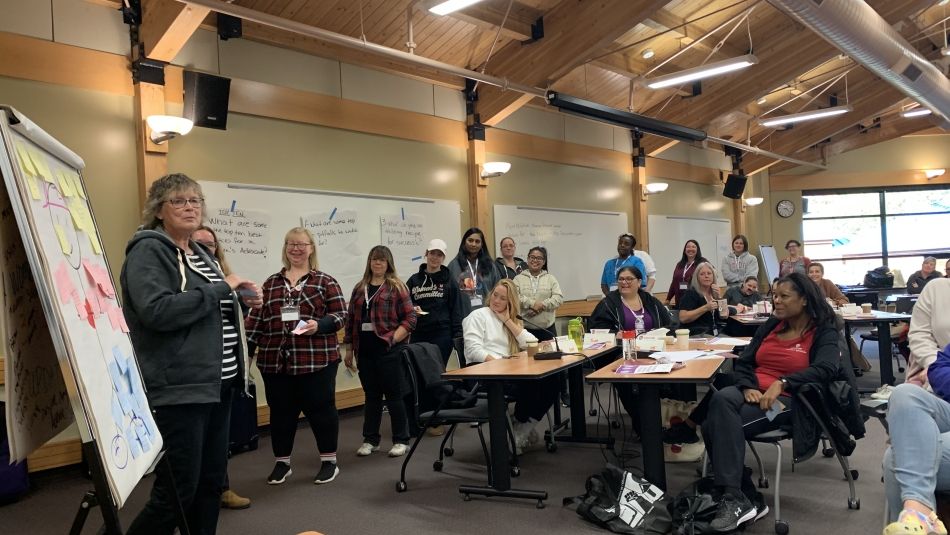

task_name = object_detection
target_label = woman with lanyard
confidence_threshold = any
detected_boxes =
[448,227,501,317]
[344,245,417,458]
[600,233,648,296]
[245,227,347,486]
[721,234,758,289]
[665,239,708,307]
[513,247,563,341]
[779,239,811,277]
[496,236,528,279]
[677,262,726,336]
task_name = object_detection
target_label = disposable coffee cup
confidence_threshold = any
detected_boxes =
[526,341,539,358]
[675,329,690,349]
[861,303,872,314]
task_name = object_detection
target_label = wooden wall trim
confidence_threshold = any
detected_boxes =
[771,169,950,191]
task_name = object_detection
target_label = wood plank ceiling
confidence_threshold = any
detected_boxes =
[193,0,950,172]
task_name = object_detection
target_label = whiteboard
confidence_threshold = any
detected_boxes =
[648,215,732,293]
[493,205,629,300]
[0,107,160,508]
[199,181,461,295]
[759,245,780,284]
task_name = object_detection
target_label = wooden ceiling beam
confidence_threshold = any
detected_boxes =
[475,0,669,126]
[646,8,748,59]
[140,0,211,61]
[446,0,542,41]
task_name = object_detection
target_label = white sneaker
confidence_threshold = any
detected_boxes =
[871,385,895,400]
[388,443,408,457]
[509,420,531,453]
[356,442,379,456]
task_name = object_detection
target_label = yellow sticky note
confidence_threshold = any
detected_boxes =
[28,148,53,182]
[88,233,101,255]
[25,176,41,200]
[70,171,86,199]
[54,224,72,254]
[14,143,36,176]
[56,169,75,197]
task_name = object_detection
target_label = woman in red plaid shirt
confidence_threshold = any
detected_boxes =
[245,227,347,486]
[344,245,417,458]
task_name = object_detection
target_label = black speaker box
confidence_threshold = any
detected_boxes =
[217,13,242,40]
[722,173,747,199]
[183,71,231,130]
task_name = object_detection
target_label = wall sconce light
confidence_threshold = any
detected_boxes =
[641,182,668,200]
[741,196,764,212]
[925,169,946,179]
[146,115,194,144]
[481,161,511,178]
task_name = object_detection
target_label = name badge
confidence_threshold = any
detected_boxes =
[470,296,483,307]
[281,306,300,322]
[609,284,618,292]
[679,283,688,290]
[361,322,374,332]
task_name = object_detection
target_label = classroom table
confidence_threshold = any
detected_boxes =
[841,310,911,386]
[586,354,726,491]
[442,346,618,506]
[726,313,769,336]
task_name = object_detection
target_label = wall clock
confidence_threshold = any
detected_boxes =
[776,200,795,218]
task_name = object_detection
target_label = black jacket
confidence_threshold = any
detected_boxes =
[589,290,672,332]
[907,270,943,294]
[406,264,464,338]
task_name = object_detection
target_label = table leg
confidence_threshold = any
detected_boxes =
[637,383,666,491]
[877,320,895,386]
[547,362,614,447]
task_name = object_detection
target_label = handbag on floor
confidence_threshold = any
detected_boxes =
[564,463,671,534]
[661,398,705,463]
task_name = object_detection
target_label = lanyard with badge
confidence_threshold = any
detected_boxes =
[622,300,646,333]
[609,257,625,292]
[680,261,694,291]
[280,277,304,322]
[362,283,382,332]
[467,259,482,307]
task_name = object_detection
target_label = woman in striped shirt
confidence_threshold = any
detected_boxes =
[245,227,348,486]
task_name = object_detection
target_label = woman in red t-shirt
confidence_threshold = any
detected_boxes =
[702,273,840,532]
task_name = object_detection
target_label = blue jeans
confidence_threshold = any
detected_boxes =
[884,383,950,521]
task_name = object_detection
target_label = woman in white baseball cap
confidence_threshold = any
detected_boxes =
[406,238,465,367]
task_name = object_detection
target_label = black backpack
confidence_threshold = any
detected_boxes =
[564,463,672,534]
[863,266,894,289]
[669,477,719,535]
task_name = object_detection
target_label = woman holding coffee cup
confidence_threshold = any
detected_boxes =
[677,262,725,336]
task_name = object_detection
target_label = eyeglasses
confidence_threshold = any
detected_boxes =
[285,242,312,250]
[617,277,638,284]
[196,240,216,250]
[527,255,545,261]
[165,197,204,209]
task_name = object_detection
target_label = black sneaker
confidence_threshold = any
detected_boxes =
[752,492,769,522]
[313,461,339,485]
[709,492,757,532]
[266,462,292,485]
[662,422,699,444]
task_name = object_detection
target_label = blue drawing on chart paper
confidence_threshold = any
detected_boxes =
[108,345,157,468]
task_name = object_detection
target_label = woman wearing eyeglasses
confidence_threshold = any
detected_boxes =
[122,174,262,535]
[244,227,348,486]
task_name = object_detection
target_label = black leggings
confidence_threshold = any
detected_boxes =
[358,346,410,445]
[262,363,340,458]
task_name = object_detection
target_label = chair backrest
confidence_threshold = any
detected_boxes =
[895,296,917,314]
[453,336,467,367]
[400,342,447,426]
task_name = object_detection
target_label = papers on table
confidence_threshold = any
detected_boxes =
[707,337,751,346]
[650,350,730,364]
[583,332,616,350]
[615,363,675,374]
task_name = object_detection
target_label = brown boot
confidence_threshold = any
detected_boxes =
[220,489,251,509]
[427,425,445,436]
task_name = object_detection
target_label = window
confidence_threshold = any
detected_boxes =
[802,186,950,285]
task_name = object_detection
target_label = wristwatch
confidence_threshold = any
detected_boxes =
[779,377,789,388]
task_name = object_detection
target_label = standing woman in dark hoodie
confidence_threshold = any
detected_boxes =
[589,265,671,435]
[448,227,501,317]
[496,236,528,279]
[121,174,262,535]
[406,238,464,366]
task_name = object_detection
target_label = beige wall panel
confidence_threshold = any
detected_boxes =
[0,0,52,40]
[340,63,435,116]
[655,142,731,170]
[494,106,564,141]
[171,28,219,74]
[485,152,633,247]
[564,115,614,150]
[788,134,950,174]
[52,0,127,56]
[0,76,140,282]
[768,190,803,254]
[613,127,633,154]
[219,37,342,97]
[433,84,465,122]
[645,179,734,221]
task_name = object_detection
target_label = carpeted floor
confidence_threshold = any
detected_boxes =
[0,327,899,534]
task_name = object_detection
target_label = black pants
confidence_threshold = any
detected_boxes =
[126,381,234,535]
[413,329,454,368]
[689,373,736,426]
[704,386,791,490]
[358,346,410,445]
[511,376,561,423]
[261,362,339,458]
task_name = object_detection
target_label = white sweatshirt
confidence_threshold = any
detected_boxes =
[462,306,538,364]
[907,278,950,389]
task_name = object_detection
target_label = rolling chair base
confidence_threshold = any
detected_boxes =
[458,484,548,508]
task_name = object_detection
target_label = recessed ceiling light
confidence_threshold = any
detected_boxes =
[756,97,768,105]
[790,88,803,96]
[641,48,655,60]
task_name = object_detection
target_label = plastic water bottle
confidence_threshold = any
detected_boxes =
[621,330,636,361]
[567,317,584,350]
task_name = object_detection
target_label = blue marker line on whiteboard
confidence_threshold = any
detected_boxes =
[230,200,236,213]
[329,207,337,221]
[401,207,405,220]
[411,256,422,262]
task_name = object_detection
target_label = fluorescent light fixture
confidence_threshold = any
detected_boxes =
[756,96,768,105]
[481,161,511,178]
[942,46,950,56]
[940,0,950,6]
[644,182,669,193]
[925,169,946,179]
[428,0,485,16]
[758,105,853,127]
[901,107,933,118]
[645,54,758,89]
[146,115,193,144]
[641,48,655,60]
[744,196,765,206]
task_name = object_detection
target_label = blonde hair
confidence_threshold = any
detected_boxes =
[492,279,523,354]
[357,245,406,292]
[281,227,319,271]
[193,225,231,276]
[690,262,717,294]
